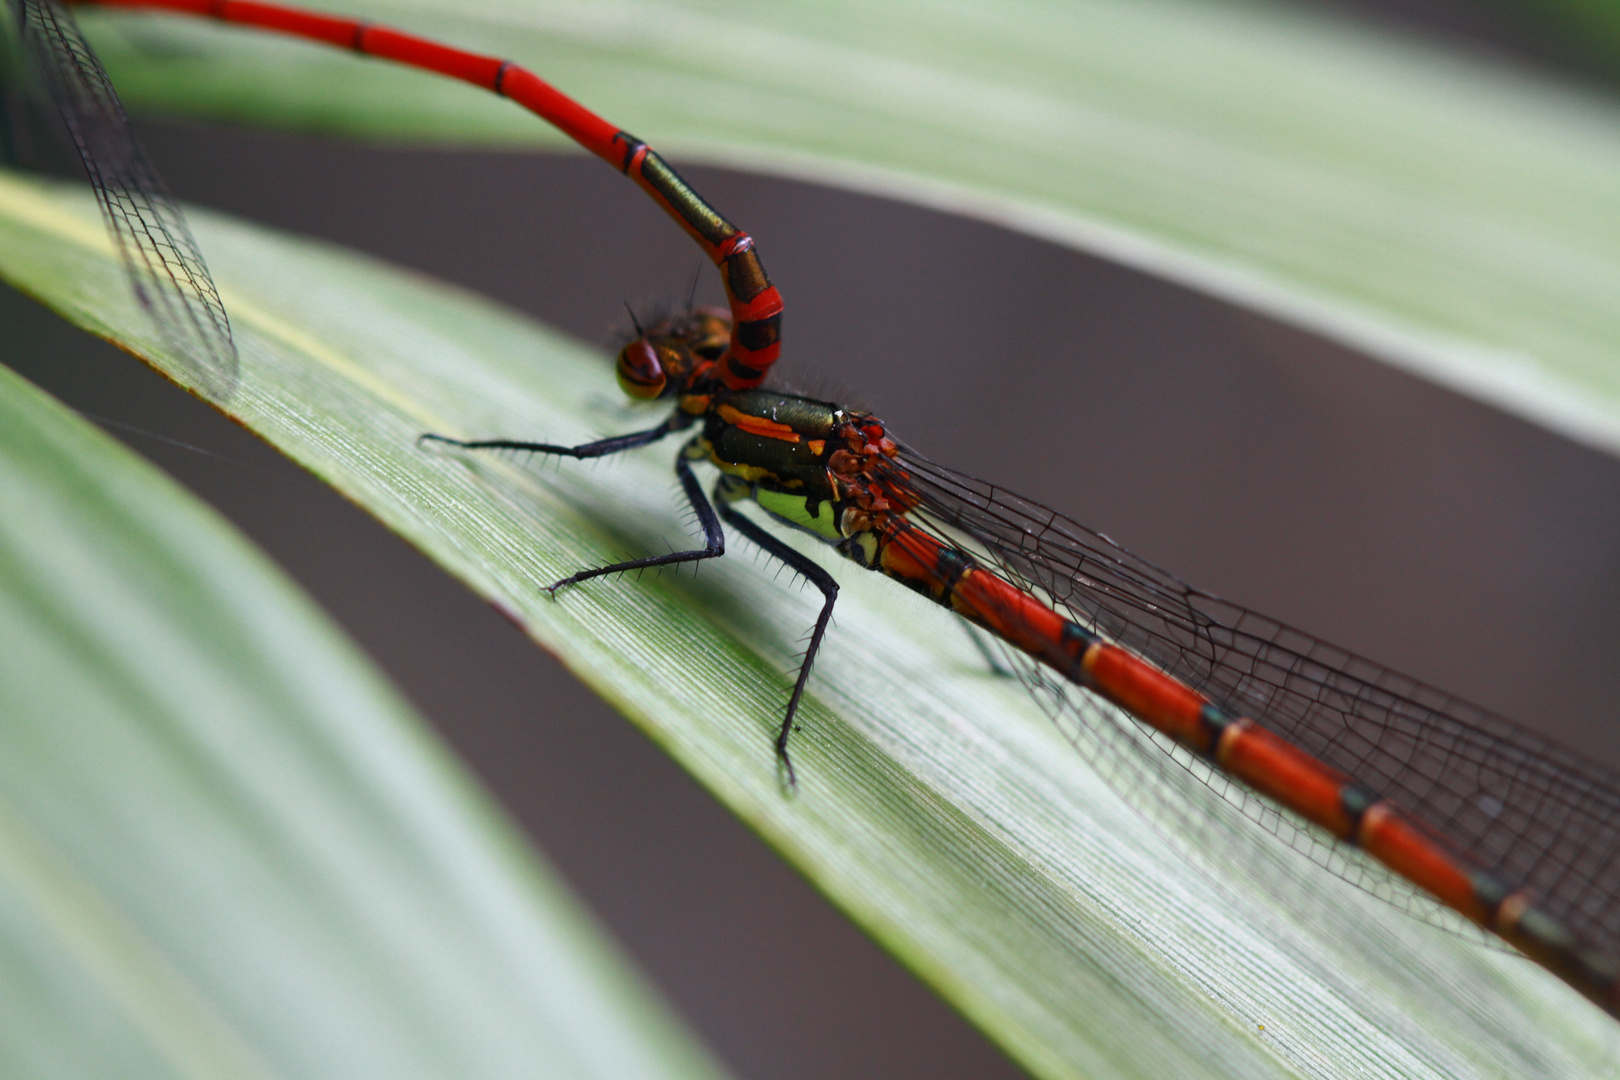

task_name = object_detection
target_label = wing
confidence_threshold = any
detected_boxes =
[894,444,1620,960]
[11,0,237,398]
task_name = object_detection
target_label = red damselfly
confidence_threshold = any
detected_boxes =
[16,0,1620,1027]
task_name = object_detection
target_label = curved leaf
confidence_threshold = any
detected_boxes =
[0,290,730,1077]
[77,0,1620,455]
[2,168,1611,1078]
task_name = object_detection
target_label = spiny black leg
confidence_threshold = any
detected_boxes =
[718,500,839,788]
[418,414,685,460]
[545,453,725,593]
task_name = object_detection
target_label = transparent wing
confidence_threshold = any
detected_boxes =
[12,0,237,398]
[893,444,1620,959]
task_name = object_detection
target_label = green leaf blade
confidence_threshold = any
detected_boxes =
[3,165,1610,1076]
[0,224,729,1079]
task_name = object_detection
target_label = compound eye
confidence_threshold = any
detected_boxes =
[616,339,668,399]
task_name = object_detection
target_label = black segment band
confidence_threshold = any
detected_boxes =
[726,356,767,383]
[1338,782,1380,842]
[1198,703,1236,756]
[737,314,781,351]
[1469,871,1509,921]
[612,133,645,174]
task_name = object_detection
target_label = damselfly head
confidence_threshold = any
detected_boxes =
[615,339,672,399]
[614,307,733,399]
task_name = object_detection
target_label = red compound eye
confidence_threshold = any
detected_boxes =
[616,339,667,399]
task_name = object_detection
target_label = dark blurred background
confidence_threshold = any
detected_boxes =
[5,2,1620,1078]
[1320,0,1620,86]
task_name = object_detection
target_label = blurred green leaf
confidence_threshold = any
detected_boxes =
[11,0,1620,1074]
[4,165,1612,1077]
[0,302,730,1077]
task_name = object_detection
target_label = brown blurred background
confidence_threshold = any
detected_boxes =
[5,2,1620,1077]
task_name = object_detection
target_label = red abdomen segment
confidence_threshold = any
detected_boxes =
[876,524,1620,1014]
[86,0,784,388]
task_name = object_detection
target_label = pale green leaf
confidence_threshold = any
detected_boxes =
[14,0,1620,1073]
[2,167,1611,1078]
[0,279,730,1077]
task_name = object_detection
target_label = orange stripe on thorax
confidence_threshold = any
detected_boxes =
[716,403,800,443]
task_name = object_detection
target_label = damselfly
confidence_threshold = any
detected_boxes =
[17,0,1620,1025]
